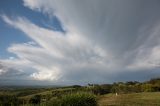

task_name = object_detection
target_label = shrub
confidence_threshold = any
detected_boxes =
[91,85,111,95]
[0,95,19,106]
[60,92,97,106]
[29,94,41,105]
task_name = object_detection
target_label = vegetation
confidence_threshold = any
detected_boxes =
[0,78,160,106]
[29,95,41,105]
[60,92,97,106]
[0,94,19,106]
[98,92,160,106]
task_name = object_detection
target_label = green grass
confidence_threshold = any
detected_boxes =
[60,92,97,106]
[98,92,160,106]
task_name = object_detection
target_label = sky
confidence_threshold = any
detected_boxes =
[0,0,160,85]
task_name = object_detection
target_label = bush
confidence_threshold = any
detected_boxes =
[60,92,97,106]
[0,95,19,106]
[91,85,111,95]
[29,94,41,105]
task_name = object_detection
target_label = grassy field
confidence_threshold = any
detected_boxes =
[1,81,160,106]
[98,92,160,106]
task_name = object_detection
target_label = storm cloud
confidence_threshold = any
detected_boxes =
[0,0,160,85]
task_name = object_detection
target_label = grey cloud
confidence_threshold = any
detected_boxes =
[56,67,160,85]
[1,0,160,85]
[0,62,28,80]
[24,0,160,54]
[23,0,160,68]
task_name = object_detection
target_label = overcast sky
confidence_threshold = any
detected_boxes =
[0,0,160,85]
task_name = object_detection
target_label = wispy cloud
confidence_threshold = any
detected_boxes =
[0,14,109,83]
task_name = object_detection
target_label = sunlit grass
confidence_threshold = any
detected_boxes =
[98,92,160,106]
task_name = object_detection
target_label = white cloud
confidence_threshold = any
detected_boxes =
[0,69,3,75]
[1,14,109,82]
[30,66,61,81]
